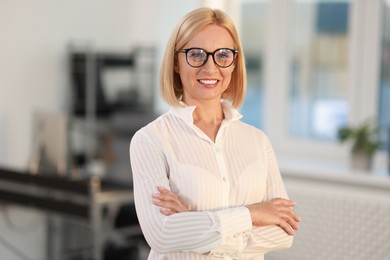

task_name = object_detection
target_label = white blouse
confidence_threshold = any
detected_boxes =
[129,102,293,260]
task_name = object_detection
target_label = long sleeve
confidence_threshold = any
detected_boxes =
[130,130,253,255]
[208,135,293,258]
[129,104,294,259]
[247,135,293,251]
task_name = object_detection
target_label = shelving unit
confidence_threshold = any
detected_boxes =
[68,44,157,181]
[60,44,158,259]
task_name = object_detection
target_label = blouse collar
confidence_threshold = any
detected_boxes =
[169,100,243,127]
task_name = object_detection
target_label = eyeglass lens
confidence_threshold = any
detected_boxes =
[186,48,235,68]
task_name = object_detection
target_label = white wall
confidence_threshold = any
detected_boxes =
[0,0,157,169]
[269,171,390,260]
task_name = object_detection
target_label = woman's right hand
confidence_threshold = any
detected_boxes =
[246,198,301,236]
[152,186,189,216]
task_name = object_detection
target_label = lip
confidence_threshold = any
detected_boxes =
[197,79,219,88]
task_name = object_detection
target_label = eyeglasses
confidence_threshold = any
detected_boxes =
[177,48,238,68]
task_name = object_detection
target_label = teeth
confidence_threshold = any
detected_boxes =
[199,79,218,85]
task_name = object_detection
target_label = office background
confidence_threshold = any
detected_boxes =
[0,0,389,259]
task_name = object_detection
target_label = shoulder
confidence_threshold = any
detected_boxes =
[230,120,274,151]
[232,120,268,139]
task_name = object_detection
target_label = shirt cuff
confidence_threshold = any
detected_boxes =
[208,207,252,258]
[215,206,252,240]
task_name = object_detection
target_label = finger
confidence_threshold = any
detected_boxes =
[157,186,170,194]
[152,197,162,206]
[156,188,180,202]
[286,216,299,231]
[272,198,296,207]
[278,220,295,236]
[290,209,302,222]
[153,192,173,202]
[153,198,174,208]
[153,196,187,213]
[160,208,174,216]
[154,190,178,203]
[278,206,301,222]
[156,194,183,210]
[153,188,189,213]
[277,209,300,230]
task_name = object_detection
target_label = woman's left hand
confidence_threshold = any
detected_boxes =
[152,186,189,216]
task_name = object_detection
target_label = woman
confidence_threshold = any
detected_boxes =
[129,7,301,260]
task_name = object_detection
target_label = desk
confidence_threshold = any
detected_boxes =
[0,167,141,260]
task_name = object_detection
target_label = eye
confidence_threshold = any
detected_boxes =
[216,50,232,60]
[188,49,205,60]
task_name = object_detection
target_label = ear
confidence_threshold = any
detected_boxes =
[174,60,180,73]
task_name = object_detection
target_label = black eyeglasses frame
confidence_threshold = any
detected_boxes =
[176,48,238,68]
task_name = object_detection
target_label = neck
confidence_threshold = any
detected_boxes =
[182,99,224,142]
[189,100,224,124]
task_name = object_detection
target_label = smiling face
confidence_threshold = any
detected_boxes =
[175,24,236,106]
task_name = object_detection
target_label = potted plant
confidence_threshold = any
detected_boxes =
[337,120,380,171]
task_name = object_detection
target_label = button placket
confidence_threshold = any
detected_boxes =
[214,142,230,207]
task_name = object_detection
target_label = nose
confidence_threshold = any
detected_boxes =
[202,53,218,72]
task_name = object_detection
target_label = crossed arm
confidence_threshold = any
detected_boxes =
[130,130,301,256]
[153,186,301,236]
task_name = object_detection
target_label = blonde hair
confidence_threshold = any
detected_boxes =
[159,7,247,108]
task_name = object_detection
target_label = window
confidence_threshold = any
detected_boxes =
[288,1,350,140]
[235,0,387,171]
[379,0,390,150]
[239,0,268,129]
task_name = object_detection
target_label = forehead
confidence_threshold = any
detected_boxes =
[184,24,234,50]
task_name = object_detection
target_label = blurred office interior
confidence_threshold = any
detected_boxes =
[0,0,389,259]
